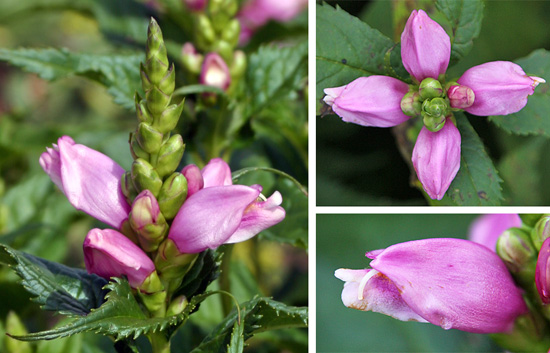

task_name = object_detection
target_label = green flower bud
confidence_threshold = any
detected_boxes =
[131,158,163,196]
[137,271,167,314]
[221,19,240,48]
[419,77,443,100]
[400,91,422,116]
[230,50,247,80]
[196,14,216,48]
[5,311,32,353]
[140,63,153,94]
[182,42,204,74]
[135,94,153,124]
[158,172,188,220]
[158,64,176,97]
[130,133,150,161]
[129,190,168,252]
[145,86,171,116]
[496,228,536,285]
[156,135,185,178]
[157,101,184,134]
[155,239,198,283]
[119,218,140,245]
[166,295,189,316]
[520,214,544,228]
[145,19,169,85]
[121,171,138,204]
[421,98,448,132]
[531,216,550,250]
[137,122,164,154]
[212,40,234,64]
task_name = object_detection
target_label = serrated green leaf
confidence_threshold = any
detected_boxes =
[441,113,503,205]
[191,297,307,353]
[0,48,142,109]
[227,321,244,353]
[489,49,550,136]
[11,278,210,342]
[436,0,484,65]
[0,243,108,316]
[316,3,397,112]
[245,41,307,117]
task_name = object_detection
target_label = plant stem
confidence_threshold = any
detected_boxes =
[219,244,234,317]
[149,331,171,353]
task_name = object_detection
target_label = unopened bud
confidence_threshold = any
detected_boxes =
[145,19,170,85]
[158,64,176,97]
[130,133,150,161]
[521,214,544,228]
[200,53,231,91]
[221,19,240,48]
[419,77,443,100]
[138,271,167,314]
[422,98,448,132]
[135,94,153,124]
[230,50,247,80]
[156,135,185,178]
[121,171,138,204]
[167,295,189,316]
[211,41,234,64]
[154,238,198,281]
[182,42,204,74]
[145,86,171,115]
[157,101,184,134]
[497,228,537,282]
[129,190,168,252]
[537,237,550,304]
[400,91,422,116]
[196,14,216,47]
[532,216,550,251]
[158,172,188,220]
[137,122,164,154]
[131,158,163,196]
[448,84,475,109]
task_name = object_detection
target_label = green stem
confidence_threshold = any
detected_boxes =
[219,245,234,317]
[149,331,170,353]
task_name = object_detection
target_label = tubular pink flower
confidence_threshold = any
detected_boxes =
[468,214,522,251]
[401,9,451,82]
[39,136,130,229]
[536,237,550,304]
[170,158,285,253]
[457,61,545,116]
[323,76,410,128]
[83,228,155,288]
[336,238,528,333]
[412,121,461,200]
[200,53,231,91]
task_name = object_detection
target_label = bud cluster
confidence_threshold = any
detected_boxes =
[181,0,246,95]
[400,77,475,132]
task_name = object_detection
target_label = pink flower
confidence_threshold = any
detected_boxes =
[83,228,155,288]
[39,136,130,228]
[401,9,451,82]
[468,214,522,251]
[412,122,461,200]
[237,0,307,44]
[335,238,527,333]
[457,61,545,116]
[323,76,410,128]
[168,158,285,253]
[200,53,231,91]
[536,237,550,304]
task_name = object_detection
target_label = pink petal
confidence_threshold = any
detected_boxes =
[168,185,260,253]
[83,228,155,288]
[457,61,544,116]
[468,214,522,251]
[536,237,550,304]
[369,238,527,333]
[324,76,410,128]
[181,164,204,197]
[335,268,428,323]
[225,191,285,244]
[401,9,450,82]
[201,158,233,187]
[200,53,231,91]
[42,136,130,228]
[412,122,461,200]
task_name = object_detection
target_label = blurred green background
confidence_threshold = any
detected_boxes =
[316,213,503,352]
[318,0,550,206]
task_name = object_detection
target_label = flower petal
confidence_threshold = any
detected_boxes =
[335,268,428,323]
[412,122,461,200]
[324,76,410,128]
[181,164,204,197]
[225,191,285,244]
[457,61,544,116]
[168,185,260,253]
[536,237,550,304]
[83,228,155,288]
[401,9,451,82]
[370,238,527,333]
[201,158,233,187]
[43,137,130,228]
[468,214,522,251]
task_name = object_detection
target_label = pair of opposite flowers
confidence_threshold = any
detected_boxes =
[324,9,545,200]
[40,136,285,290]
[335,214,550,335]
